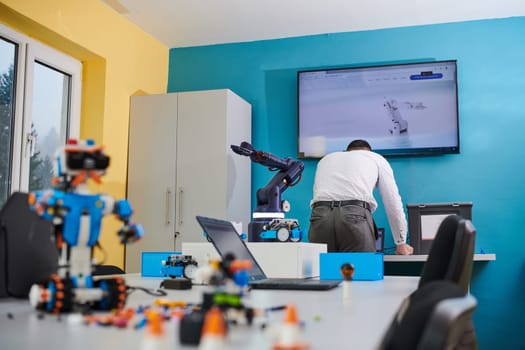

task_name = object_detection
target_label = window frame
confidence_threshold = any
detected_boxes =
[0,23,81,194]
[0,24,26,196]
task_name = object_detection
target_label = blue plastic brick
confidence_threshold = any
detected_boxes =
[141,251,181,277]
[320,252,384,281]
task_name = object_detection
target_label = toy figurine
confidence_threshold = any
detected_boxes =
[179,254,254,346]
[340,263,355,303]
[27,139,143,313]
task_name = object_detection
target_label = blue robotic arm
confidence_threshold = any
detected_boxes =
[231,142,304,242]
[231,141,304,214]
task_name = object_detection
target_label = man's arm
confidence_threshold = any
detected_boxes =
[375,156,413,255]
[395,243,414,255]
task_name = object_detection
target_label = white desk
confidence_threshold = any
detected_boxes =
[384,253,496,262]
[0,275,418,350]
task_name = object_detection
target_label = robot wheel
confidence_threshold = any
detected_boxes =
[29,274,75,313]
[94,277,127,311]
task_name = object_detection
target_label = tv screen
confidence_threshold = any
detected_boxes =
[297,60,459,158]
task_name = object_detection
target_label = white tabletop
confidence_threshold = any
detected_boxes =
[0,274,419,350]
[383,253,496,262]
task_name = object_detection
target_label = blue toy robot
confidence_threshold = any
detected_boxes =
[27,139,143,313]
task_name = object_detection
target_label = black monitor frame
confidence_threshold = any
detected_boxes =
[297,60,460,158]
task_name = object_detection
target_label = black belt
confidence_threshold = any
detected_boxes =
[312,200,371,211]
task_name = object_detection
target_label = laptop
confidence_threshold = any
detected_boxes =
[195,215,341,291]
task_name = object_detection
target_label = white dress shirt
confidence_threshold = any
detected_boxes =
[311,150,408,245]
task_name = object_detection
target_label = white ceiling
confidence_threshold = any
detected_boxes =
[101,0,525,48]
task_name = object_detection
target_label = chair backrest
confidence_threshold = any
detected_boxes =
[418,292,478,350]
[378,280,477,350]
[0,192,58,298]
[418,215,476,292]
[93,264,125,276]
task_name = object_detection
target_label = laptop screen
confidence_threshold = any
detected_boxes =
[195,216,267,281]
[376,228,384,253]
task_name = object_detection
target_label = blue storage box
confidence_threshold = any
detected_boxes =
[320,252,384,281]
[141,251,181,277]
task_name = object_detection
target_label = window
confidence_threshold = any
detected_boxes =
[0,24,81,207]
[0,34,16,208]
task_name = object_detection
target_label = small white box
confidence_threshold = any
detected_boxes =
[182,242,327,278]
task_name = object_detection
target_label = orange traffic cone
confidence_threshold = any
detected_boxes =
[141,310,167,350]
[272,304,310,350]
[198,307,227,350]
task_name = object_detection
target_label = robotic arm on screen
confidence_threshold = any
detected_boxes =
[231,141,304,242]
[384,99,427,135]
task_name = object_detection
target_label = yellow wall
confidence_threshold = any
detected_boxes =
[0,0,169,268]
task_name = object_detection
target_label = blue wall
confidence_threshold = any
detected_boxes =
[168,17,525,349]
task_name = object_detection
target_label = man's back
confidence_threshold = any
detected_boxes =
[312,150,384,211]
[308,140,412,254]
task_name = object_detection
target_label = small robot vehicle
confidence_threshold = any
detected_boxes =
[27,139,143,313]
[160,254,199,279]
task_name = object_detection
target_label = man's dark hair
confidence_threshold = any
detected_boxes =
[346,139,372,151]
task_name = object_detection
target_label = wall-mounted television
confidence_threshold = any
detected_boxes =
[297,60,459,158]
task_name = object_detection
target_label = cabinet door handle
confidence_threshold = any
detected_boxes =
[165,187,172,225]
[174,231,179,251]
[178,187,183,226]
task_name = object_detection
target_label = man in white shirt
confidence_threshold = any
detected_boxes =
[308,139,413,255]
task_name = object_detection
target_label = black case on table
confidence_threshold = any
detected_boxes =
[407,202,473,254]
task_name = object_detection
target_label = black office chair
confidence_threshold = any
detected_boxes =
[419,214,476,292]
[0,192,58,298]
[378,280,478,350]
[93,264,125,276]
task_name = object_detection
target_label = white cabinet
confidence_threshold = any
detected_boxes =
[125,89,251,273]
